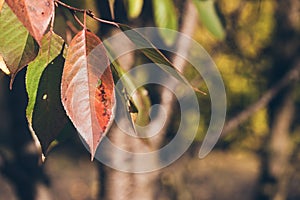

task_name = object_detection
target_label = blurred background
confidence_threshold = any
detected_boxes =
[0,0,300,199]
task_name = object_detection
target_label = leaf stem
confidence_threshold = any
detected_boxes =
[54,0,119,28]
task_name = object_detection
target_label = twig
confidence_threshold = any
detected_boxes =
[222,60,300,136]
[54,0,119,28]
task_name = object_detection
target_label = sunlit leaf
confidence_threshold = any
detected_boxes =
[153,0,178,45]
[0,3,38,87]
[26,32,65,155]
[127,0,143,19]
[61,30,115,159]
[0,0,4,12]
[193,0,225,40]
[6,0,54,45]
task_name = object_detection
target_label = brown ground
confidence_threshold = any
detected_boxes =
[0,147,261,200]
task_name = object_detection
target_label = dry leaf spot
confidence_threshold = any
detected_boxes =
[96,83,112,118]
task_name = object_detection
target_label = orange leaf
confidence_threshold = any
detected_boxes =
[61,30,115,159]
[6,0,54,45]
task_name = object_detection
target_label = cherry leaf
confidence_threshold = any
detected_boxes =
[0,3,38,88]
[32,55,67,156]
[61,30,115,159]
[6,0,54,45]
[26,32,66,155]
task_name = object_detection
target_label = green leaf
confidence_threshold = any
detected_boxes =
[153,0,178,45]
[0,3,38,87]
[26,32,65,155]
[193,0,225,40]
[127,0,144,19]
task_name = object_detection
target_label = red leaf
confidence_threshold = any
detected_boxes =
[61,30,115,159]
[6,0,54,45]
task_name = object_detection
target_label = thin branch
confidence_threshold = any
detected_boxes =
[83,10,87,29]
[54,0,119,28]
[71,10,84,28]
[222,60,300,136]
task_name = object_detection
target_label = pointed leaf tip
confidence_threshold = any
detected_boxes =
[9,73,16,90]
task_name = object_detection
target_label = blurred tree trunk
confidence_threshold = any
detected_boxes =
[268,89,294,200]
[96,0,198,199]
[257,0,300,199]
